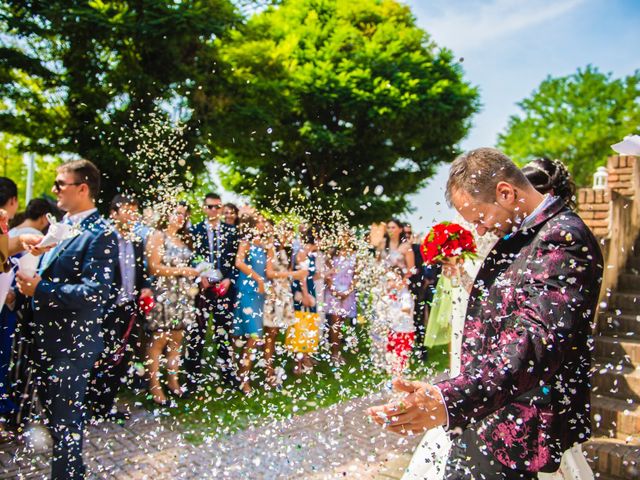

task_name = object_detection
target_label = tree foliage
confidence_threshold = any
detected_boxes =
[194,0,479,224]
[1,133,61,205]
[498,66,640,186]
[0,0,238,204]
[1,0,479,218]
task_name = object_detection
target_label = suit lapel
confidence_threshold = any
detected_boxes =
[40,212,100,274]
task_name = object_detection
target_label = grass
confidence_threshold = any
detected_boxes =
[126,324,450,444]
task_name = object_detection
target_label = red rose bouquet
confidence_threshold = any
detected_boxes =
[420,222,477,349]
[420,222,477,265]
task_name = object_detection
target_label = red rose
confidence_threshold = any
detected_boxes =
[446,223,463,236]
[422,242,439,263]
[459,231,475,250]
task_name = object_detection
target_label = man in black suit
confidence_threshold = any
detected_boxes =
[86,194,152,422]
[185,192,238,390]
[16,159,118,480]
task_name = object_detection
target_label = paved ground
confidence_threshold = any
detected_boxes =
[0,392,418,480]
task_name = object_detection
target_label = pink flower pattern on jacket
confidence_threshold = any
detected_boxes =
[436,198,603,473]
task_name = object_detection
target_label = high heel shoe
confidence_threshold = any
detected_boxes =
[151,396,172,407]
[168,387,190,400]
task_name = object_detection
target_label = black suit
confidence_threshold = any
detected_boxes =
[185,220,238,388]
[409,243,428,350]
[86,234,150,418]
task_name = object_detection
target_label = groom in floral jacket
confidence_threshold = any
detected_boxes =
[369,148,603,479]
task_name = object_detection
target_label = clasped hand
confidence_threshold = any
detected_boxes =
[16,271,42,297]
[366,378,448,435]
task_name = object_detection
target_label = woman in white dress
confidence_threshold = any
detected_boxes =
[402,220,493,480]
[263,225,310,387]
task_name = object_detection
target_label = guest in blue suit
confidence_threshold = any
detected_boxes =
[186,193,239,390]
[16,159,118,480]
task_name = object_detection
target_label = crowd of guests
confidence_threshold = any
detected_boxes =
[0,154,576,479]
[0,158,432,479]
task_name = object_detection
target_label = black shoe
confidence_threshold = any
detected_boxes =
[184,381,203,396]
[105,411,130,423]
[222,373,241,389]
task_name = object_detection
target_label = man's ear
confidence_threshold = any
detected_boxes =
[495,181,516,206]
[78,183,90,199]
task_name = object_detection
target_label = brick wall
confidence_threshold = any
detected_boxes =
[607,155,636,197]
[577,155,640,303]
[577,188,611,238]
[577,155,637,239]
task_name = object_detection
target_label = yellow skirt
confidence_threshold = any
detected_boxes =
[285,310,320,353]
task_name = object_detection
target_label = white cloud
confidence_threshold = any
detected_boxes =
[409,0,586,53]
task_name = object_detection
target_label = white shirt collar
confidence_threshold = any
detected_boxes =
[64,208,97,225]
[524,194,552,223]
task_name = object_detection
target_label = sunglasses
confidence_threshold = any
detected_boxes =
[53,180,83,191]
[204,204,222,210]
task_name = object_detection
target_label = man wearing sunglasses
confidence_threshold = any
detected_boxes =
[16,159,118,480]
[186,192,239,391]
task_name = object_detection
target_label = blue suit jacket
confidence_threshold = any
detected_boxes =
[190,220,238,280]
[33,211,119,361]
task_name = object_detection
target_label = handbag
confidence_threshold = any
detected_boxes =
[285,307,320,353]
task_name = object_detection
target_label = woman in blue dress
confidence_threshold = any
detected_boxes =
[233,213,268,394]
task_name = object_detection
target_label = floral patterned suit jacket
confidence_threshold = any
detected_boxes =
[436,197,603,473]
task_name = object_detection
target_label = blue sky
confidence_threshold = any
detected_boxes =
[403,0,640,232]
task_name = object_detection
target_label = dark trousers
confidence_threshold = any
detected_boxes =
[444,428,536,480]
[86,302,137,417]
[0,306,17,415]
[410,281,428,350]
[37,354,96,480]
[184,287,235,388]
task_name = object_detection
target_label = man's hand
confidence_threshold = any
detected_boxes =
[16,271,42,297]
[140,288,153,299]
[366,378,448,435]
[200,276,211,289]
[5,290,16,309]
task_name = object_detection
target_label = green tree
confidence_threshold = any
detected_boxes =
[0,0,239,205]
[498,66,640,186]
[1,132,61,205]
[193,0,479,224]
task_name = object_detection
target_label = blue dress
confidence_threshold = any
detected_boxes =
[292,252,317,313]
[233,244,267,337]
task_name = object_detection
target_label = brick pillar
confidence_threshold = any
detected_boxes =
[576,155,637,240]
[577,188,611,238]
[607,155,636,198]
